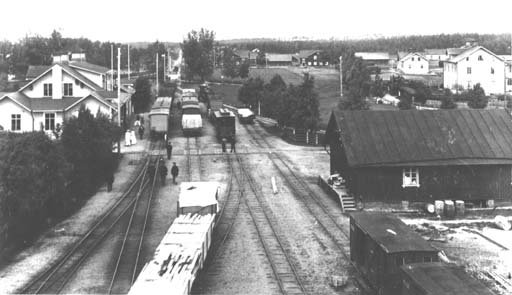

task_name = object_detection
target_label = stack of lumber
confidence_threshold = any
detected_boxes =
[129,213,215,295]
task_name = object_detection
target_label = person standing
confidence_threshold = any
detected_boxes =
[221,138,227,153]
[138,125,145,140]
[107,173,114,192]
[230,136,236,153]
[171,162,179,184]
[166,140,173,160]
[159,160,168,183]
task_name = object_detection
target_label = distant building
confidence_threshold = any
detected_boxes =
[296,50,326,66]
[499,55,512,94]
[397,52,429,75]
[423,49,449,68]
[233,48,259,66]
[354,52,394,70]
[325,109,512,204]
[265,53,294,66]
[0,53,132,134]
[443,46,505,95]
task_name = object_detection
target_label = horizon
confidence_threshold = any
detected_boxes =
[1,0,512,44]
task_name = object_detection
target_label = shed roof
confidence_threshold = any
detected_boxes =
[350,212,437,254]
[401,262,495,295]
[266,53,293,62]
[330,109,512,167]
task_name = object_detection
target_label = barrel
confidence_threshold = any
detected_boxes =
[487,199,495,208]
[434,200,444,215]
[455,200,465,217]
[425,203,435,214]
[444,200,455,219]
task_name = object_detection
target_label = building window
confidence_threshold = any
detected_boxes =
[491,67,494,74]
[402,168,419,187]
[467,67,472,74]
[63,83,73,96]
[44,113,55,131]
[478,55,483,61]
[508,78,512,86]
[411,57,414,61]
[11,114,21,131]
[466,57,469,61]
[421,65,423,69]
[44,83,52,97]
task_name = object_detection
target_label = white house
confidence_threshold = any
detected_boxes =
[397,52,429,75]
[0,55,132,134]
[444,46,505,95]
[500,55,512,94]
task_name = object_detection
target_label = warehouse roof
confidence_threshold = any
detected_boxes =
[330,109,512,167]
[350,212,438,254]
[401,262,495,295]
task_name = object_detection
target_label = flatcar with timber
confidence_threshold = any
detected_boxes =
[211,108,236,140]
[148,96,173,139]
[129,182,223,295]
[400,262,495,295]
[237,108,255,124]
[349,212,439,295]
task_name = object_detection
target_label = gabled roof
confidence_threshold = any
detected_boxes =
[423,49,447,56]
[401,263,495,295]
[331,109,512,167]
[69,61,109,74]
[399,52,428,62]
[30,97,82,112]
[447,47,467,56]
[297,50,320,59]
[350,212,438,254]
[233,49,250,58]
[65,92,116,112]
[355,52,390,61]
[265,53,293,62]
[0,92,31,111]
[26,65,52,79]
[447,46,504,64]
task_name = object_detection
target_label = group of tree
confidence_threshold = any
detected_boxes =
[438,84,488,109]
[0,107,121,244]
[220,47,250,79]
[238,73,319,130]
[181,28,215,81]
[338,51,371,110]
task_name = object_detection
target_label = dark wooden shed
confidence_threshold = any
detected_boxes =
[325,109,512,204]
[349,212,439,295]
[400,262,495,295]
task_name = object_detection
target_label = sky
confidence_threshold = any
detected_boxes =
[1,0,512,43]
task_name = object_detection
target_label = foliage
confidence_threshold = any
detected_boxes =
[239,60,250,78]
[370,74,385,98]
[338,52,371,110]
[338,89,369,110]
[238,77,264,107]
[132,77,153,113]
[0,132,69,242]
[466,84,488,109]
[440,89,457,109]
[398,97,412,110]
[181,28,215,81]
[221,47,239,78]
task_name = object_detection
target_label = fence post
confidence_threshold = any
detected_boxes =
[316,132,318,145]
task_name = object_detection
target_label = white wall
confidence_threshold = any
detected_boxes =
[398,55,429,75]
[61,71,94,97]
[455,49,505,95]
[32,112,64,131]
[0,99,33,132]
[22,70,52,98]
[66,96,112,119]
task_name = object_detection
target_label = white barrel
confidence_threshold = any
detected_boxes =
[434,200,444,215]
[444,200,455,218]
[455,200,465,217]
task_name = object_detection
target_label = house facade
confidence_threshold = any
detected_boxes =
[296,50,326,66]
[397,53,429,75]
[325,109,512,205]
[443,46,505,95]
[0,54,131,134]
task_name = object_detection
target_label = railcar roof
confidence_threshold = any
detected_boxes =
[350,212,437,254]
[401,262,495,295]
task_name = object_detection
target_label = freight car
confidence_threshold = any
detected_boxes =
[400,262,495,295]
[129,182,222,295]
[237,108,255,124]
[182,104,202,136]
[148,96,173,139]
[211,108,236,140]
[349,212,439,295]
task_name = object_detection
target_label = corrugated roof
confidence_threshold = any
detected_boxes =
[350,212,438,254]
[266,53,293,62]
[355,52,390,60]
[332,109,512,167]
[26,65,51,79]
[401,263,495,295]
[69,61,109,74]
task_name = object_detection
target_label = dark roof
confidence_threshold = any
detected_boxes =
[297,50,320,59]
[26,65,51,79]
[60,63,102,91]
[69,61,109,74]
[401,263,495,295]
[350,212,438,254]
[0,92,31,110]
[30,97,82,112]
[331,109,512,167]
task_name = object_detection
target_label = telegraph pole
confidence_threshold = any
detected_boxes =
[156,53,159,96]
[110,44,114,91]
[117,48,121,127]
[128,44,130,81]
[339,56,343,98]
[162,53,166,82]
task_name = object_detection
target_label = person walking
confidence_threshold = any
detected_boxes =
[138,125,145,140]
[171,162,179,184]
[230,136,236,153]
[107,173,114,192]
[159,160,168,183]
[166,140,173,160]
[221,138,227,153]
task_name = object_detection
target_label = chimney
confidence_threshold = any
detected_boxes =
[52,65,62,99]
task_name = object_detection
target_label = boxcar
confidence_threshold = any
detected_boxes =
[237,108,255,124]
[177,182,221,216]
[400,262,495,295]
[349,212,439,295]
[212,108,236,140]
[182,104,202,135]
[148,96,173,139]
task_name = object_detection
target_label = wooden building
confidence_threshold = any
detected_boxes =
[325,109,512,204]
[349,212,439,295]
[400,262,495,295]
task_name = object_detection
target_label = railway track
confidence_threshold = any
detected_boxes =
[234,153,308,295]
[186,136,202,181]
[19,157,153,294]
[108,150,164,294]
[245,122,374,294]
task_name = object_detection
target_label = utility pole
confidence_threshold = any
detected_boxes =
[117,48,121,155]
[156,53,159,96]
[339,56,343,98]
[162,53,166,82]
[110,44,114,91]
[128,44,130,81]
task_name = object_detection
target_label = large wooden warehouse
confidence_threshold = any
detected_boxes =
[325,109,512,204]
